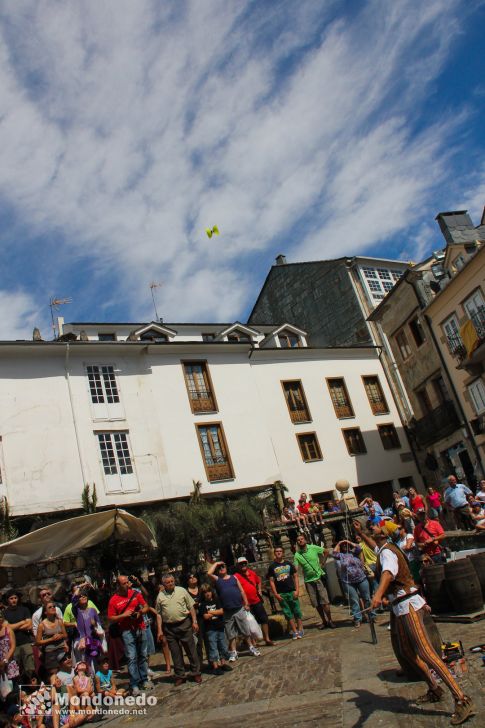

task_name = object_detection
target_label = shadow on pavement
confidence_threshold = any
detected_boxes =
[377,668,421,684]
[344,688,447,728]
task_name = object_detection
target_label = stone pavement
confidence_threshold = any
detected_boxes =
[105,607,485,728]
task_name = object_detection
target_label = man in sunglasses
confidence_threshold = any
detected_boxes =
[32,587,63,636]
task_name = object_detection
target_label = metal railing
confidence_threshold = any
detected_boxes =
[412,400,460,447]
[470,307,485,339]
[188,388,216,412]
[446,333,466,360]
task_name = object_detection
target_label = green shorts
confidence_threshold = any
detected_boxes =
[280,592,302,620]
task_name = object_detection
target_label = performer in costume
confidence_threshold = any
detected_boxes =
[353,519,474,726]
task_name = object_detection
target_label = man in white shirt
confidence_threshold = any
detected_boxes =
[354,520,474,726]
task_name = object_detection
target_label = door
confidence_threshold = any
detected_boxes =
[458,449,476,490]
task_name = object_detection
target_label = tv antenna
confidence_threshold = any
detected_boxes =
[49,297,72,339]
[149,282,162,321]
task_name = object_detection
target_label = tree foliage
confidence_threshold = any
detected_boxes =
[141,484,279,575]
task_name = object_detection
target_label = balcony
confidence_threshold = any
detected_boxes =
[411,400,461,447]
[447,309,485,373]
[446,333,467,361]
[206,459,233,481]
[188,388,217,413]
[288,404,311,423]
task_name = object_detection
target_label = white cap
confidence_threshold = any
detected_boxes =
[237,557,248,564]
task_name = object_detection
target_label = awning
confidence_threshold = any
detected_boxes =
[0,509,157,567]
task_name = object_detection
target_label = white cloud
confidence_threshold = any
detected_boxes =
[0,290,42,339]
[0,0,480,331]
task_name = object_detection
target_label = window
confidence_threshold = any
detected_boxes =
[442,314,463,354]
[432,376,449,404]
[468,379,485,416]
[97,432,138,493]
[202,333,216,342]
[227,331,251,343]
[378,424,401,450]
[362,376,389,415]
[463,290,485,337]
[86,365,124,420]
[278,331,301,348]
[408,317,425,347]
[296,433,322,462]
[327,378,354,418]
[395,330,412,360]
[98,333,117,341]
[183,361,217,413]
[140,329,168,342]
[362,266,399,298]
[196,424,234,481]
[416,388,432,415]
[342,428,367,455]
[453,255,465,271]
[282,381,311,423]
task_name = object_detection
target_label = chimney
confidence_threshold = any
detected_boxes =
[275,254,287,266]
[435,210,475,245]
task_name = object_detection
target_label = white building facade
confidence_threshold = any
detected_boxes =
[0,320,419,517]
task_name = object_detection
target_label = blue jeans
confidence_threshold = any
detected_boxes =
[346,578,375,623]
[207,629,230,664]
[122,628,148,689]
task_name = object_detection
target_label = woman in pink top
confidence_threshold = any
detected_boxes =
[426,486,443,522]
[409,487,427,514]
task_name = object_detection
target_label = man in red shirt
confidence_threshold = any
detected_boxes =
[108,575,149,695]
[234,558,274,646]
[413,508,446,564]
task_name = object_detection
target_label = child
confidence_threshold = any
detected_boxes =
[308,499,322,525]
[72,662,93,701]
[95,658,126,699]
[198,586,232,675]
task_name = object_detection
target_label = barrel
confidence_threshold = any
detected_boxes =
[422,563,453,614]
[469,553,485,599]
[390,611,442,680]
[445,559,483,614]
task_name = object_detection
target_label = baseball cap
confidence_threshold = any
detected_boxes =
[237,557,248,564]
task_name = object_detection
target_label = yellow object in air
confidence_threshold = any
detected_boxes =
[205,225,220,238]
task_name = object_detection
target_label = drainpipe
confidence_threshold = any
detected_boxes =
[65,343,88,485]
[423,315,485,479]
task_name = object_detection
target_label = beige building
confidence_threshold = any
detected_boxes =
[425,211,485,479]
[370,209,485,488]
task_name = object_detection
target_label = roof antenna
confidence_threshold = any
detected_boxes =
[149,282,161,322]
[49,297,72,339]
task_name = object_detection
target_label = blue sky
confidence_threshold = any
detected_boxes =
[0,0,484,337]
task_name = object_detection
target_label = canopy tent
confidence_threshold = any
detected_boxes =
[0,509,157,568]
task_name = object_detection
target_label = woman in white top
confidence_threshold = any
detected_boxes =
[475,480,485,504]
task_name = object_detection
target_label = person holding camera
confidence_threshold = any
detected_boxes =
[107,575,150,696]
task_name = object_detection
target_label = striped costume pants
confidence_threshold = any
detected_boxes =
[393,605,464,701]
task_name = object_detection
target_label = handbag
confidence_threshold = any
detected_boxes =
[245,611,263,641]
[0,673,13,699]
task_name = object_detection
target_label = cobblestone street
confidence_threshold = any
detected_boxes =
[106,607,485,728]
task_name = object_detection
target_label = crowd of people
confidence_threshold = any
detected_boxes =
[0,476,481,726]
